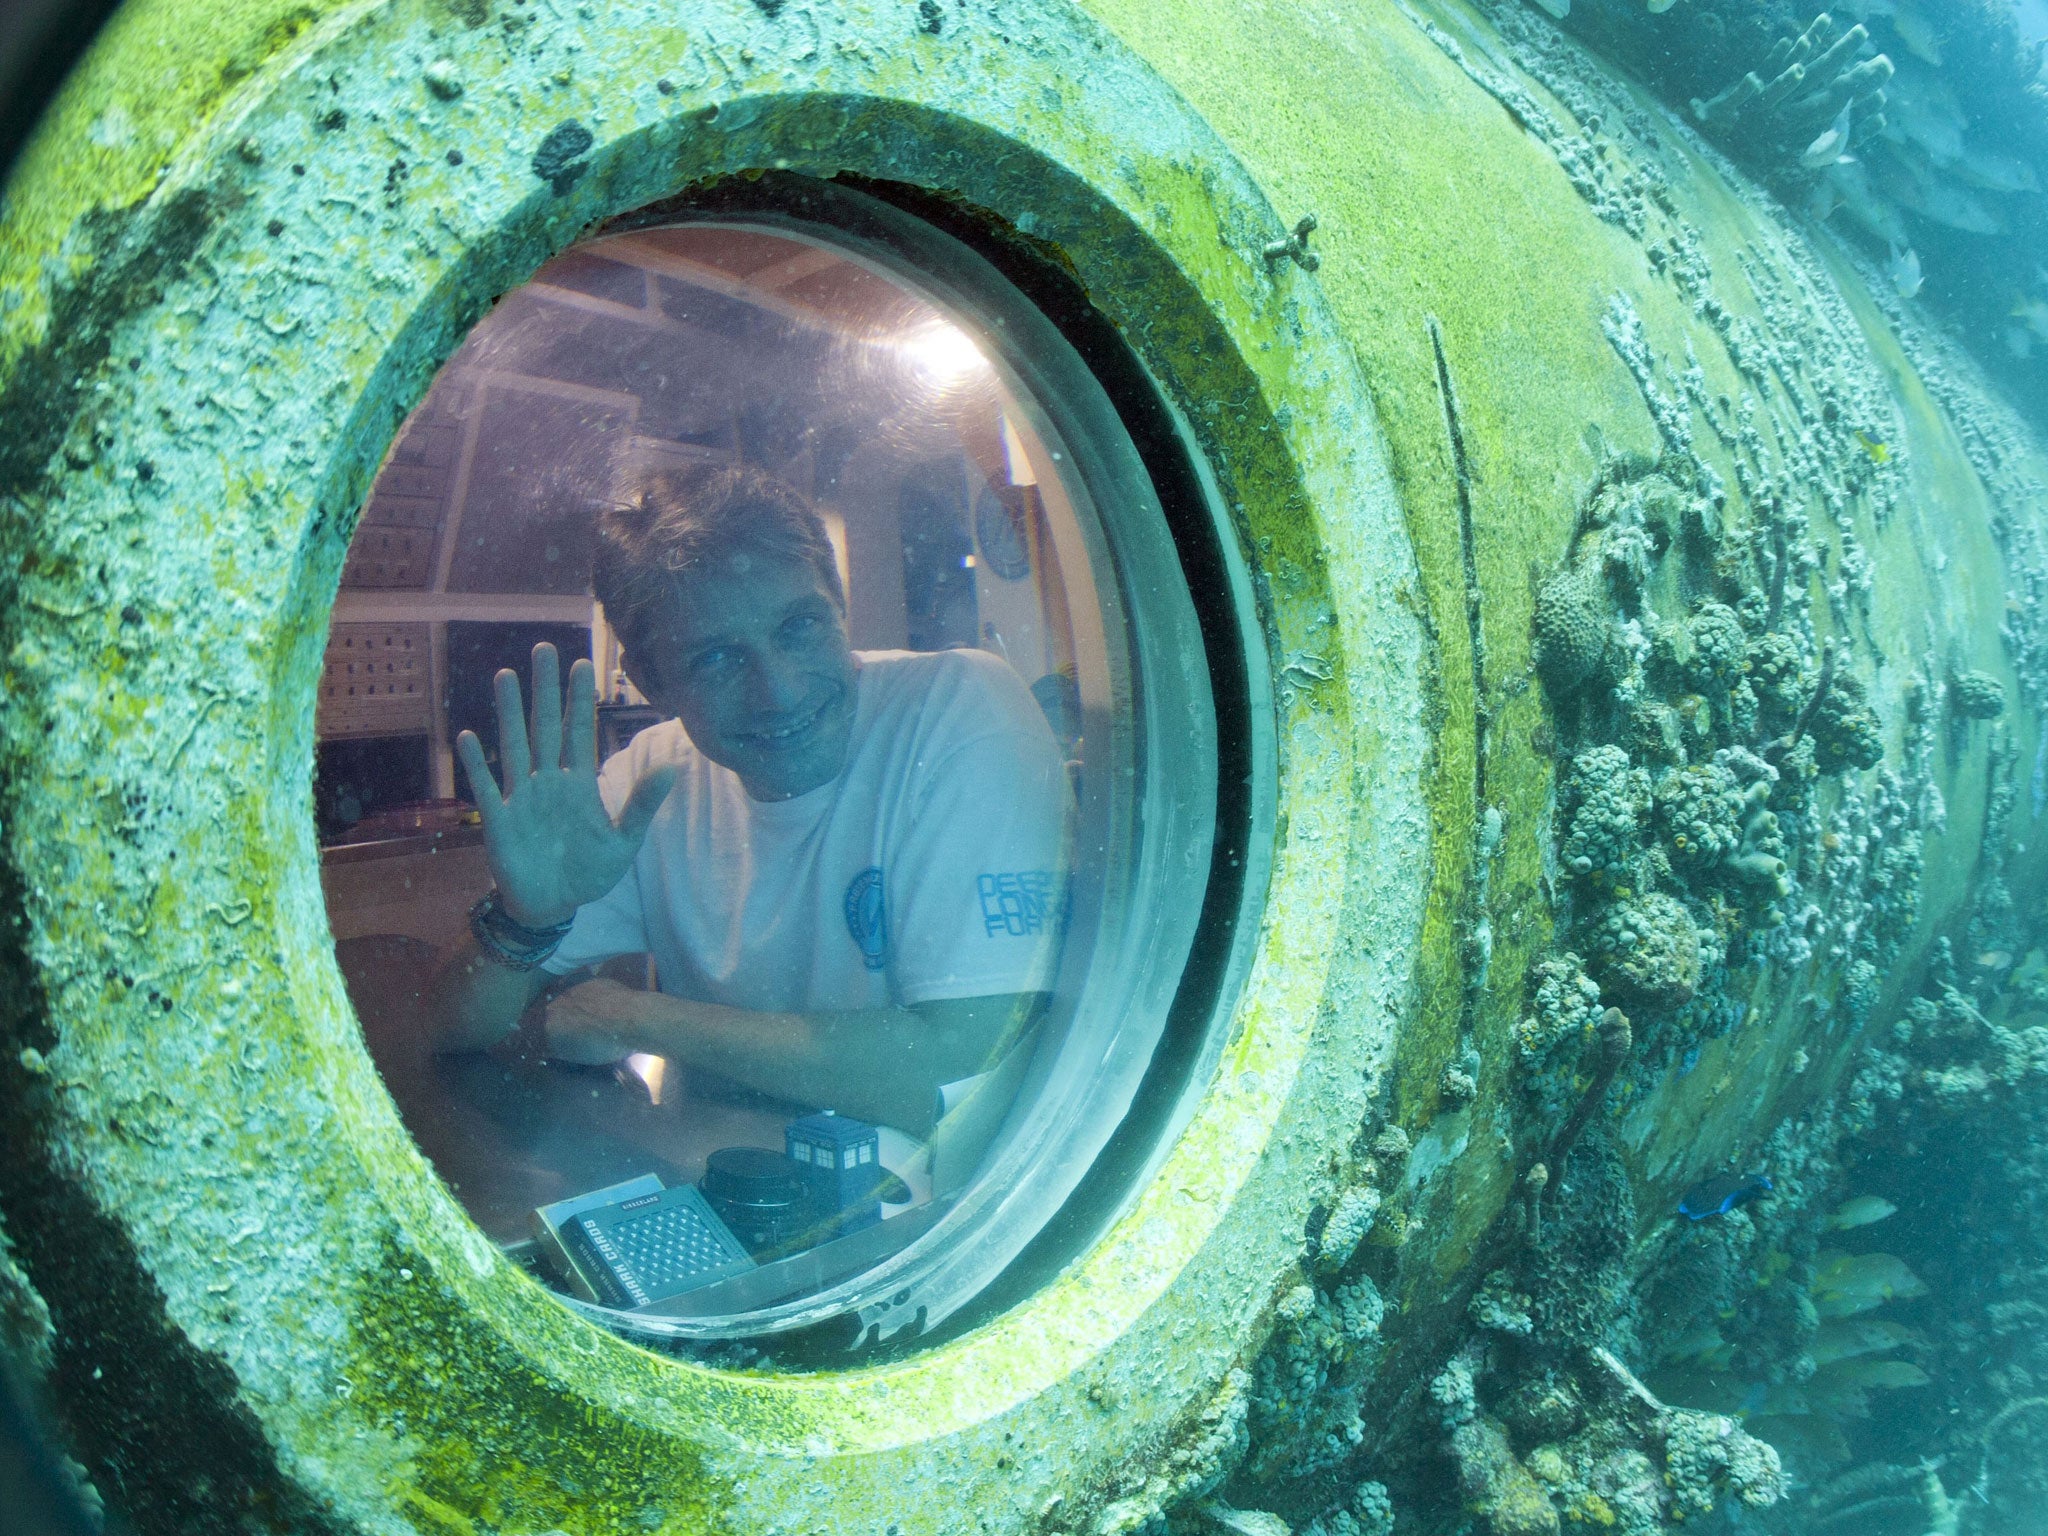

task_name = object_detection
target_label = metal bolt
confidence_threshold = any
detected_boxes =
[1264,213,1321,271]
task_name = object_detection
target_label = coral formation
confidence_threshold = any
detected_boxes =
[1681,600,1748,692]
[1302,1480,1395,1536]
[1807,668,1886,773]
[1561,747,1650,887]
[1745,629,1807,729]
[1660,1405,1787,1518]
[1534,563,1618,699]
[1318,6,2000,1530]
[1586,895,1702,1008]
[1517,954,1610,1130]
[1432,1355,1562,1536]
[1185,4,2044,1536]
[1948,666,2006,721]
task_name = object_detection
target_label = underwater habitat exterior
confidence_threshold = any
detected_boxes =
[2,0,2047,1533]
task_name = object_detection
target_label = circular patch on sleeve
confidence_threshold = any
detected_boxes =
[844,866,888,971]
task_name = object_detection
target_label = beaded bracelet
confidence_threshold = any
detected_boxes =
[468,889,575,971]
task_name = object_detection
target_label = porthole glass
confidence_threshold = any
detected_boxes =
[323,187,1223,1343]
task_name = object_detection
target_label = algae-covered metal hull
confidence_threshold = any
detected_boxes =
[1,0,2042,1532]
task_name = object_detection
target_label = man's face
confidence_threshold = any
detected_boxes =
[626,549,857,801]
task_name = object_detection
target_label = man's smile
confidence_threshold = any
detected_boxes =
[735,691,837,750]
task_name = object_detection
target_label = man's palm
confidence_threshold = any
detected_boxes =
[456,644,674,931]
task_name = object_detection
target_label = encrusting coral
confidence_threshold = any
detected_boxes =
[1431,1355,1562,1536]
[1586,898,1701,1008]
[1560,746,1651,887]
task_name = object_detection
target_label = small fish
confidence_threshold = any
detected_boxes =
[1646,0,1680,12]
[1887,242,1923,300]
[1956,146,2040,195]
[2012,297,2048,342]
[1826,158,1908,247]
[1679,1171,1774,1220]
[1826,1194,1898,1230]
[1896,175,2003,236]
[1854,429,1892,464]
[1802,102,1855,170]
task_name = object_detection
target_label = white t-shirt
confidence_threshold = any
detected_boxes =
[541,649,1071,1010]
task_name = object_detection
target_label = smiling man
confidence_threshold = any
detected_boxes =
[430,466,1071,1136]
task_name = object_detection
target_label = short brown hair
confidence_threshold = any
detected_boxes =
[592,463,843,657]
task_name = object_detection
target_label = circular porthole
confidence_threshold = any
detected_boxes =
[323,179,1259,1348]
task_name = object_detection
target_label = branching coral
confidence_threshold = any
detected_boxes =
[1690,14,1895,180]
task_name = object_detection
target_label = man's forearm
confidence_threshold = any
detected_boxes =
[559,985,1027,1134]
[427,936,551,1054]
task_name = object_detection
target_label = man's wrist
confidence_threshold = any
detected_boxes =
[469,889,574,971]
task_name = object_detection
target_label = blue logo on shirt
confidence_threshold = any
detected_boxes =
[844,867,887,971]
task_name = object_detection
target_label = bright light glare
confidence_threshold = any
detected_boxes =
[623,1052,668,1106]
[899,320,989,387]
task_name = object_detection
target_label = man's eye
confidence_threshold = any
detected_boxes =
[782,615,826,643]
[691,647,740,676]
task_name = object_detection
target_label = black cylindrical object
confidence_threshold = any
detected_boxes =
[700,1148,811,1255]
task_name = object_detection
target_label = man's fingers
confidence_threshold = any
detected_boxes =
[531,642,563,771]
[454,730,503,824]
[615,764,678,844]
[494,666,532,784]
[566,657,598,774]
